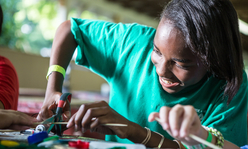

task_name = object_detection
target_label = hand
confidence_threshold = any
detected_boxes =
[67,100,132,139]
[0,109,37,130]
[36,91,71,122]
[148,104,207,145]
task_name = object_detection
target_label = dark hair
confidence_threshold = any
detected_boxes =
[161,0,244,104]
[0,5,3,35]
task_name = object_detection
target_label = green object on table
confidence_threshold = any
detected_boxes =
[43,135,60,142]
[109,147,126,149]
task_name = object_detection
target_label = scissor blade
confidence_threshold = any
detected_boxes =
[47,124,55,133]
[40,116,55,125]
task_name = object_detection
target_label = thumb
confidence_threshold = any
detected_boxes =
[63,111,71,121]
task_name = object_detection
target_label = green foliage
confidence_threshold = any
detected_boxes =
[0,0,21,50]
[0,0,57,55]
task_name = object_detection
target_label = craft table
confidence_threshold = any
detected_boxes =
[17,94,107,140]
[0,131,147,149]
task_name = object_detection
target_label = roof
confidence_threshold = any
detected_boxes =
[106,0,248,51]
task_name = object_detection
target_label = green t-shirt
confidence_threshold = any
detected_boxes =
[71,18,248,146]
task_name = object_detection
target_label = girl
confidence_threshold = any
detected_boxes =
[37,0,247,148]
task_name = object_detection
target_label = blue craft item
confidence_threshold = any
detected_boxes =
[241,145,248,149]
[28,131,48,145]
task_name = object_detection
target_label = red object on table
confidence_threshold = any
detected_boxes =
[68,140,89,149]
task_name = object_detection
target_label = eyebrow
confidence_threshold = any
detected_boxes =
[153,41,192,63]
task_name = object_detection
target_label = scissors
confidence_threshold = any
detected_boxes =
[40,93,71,136]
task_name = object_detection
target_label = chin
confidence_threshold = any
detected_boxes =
[162,86,182,94]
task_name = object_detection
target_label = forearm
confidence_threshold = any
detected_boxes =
[47,20,77,92]
[127,122,178,148]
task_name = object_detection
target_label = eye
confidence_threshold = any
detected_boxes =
[175,63,189,70]
[153,48,162,55]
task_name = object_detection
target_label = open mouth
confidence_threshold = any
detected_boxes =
[160,77,180,88]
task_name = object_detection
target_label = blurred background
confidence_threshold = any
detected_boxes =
[0,0,247,123]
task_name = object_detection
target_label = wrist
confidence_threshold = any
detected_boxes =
[46,72,64,93]
[46,65,66,80]
[126,122,147,143]
[203,126,224,148]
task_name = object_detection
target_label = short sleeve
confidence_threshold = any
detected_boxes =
[70,18,156,81]
[0,56,19,110]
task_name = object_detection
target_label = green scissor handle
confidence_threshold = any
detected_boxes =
[47,93,71,136]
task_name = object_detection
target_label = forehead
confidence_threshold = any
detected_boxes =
[154,20,192,56]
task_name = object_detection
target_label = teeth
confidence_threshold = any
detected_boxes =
[162,79,173,84]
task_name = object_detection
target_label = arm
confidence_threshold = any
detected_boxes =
[67,101,179,148]
[0,109,36,130]
[37,20,77,121]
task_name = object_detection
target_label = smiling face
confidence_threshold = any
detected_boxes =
[151,19,207,94]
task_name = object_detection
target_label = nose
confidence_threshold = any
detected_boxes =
[155,59,173,78]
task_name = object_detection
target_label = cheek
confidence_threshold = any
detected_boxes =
[175,68,207,85]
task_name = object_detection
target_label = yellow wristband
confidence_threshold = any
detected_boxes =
[46,65,66,80]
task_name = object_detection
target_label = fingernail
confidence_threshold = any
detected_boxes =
[173,130,178,137]
[82,128,86,133]
[162,123,168,130]
[181,131,186,137]
[74,125,78,131]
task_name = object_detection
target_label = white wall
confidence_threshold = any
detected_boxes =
[0,47,107,93]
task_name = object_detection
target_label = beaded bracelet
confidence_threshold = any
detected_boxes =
[205,127,224,148]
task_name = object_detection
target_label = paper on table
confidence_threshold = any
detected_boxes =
[90,141,146,149]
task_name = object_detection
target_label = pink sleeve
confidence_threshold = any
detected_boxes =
[0,56,19,110]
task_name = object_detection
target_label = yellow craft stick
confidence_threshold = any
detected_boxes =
[0,129,17,132]
[34,122,68,125]
[189,134,221,149]
[102,123,127,127]
[34,121,127,127]
[154,117,221,149]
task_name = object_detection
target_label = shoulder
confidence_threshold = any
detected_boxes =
[70,18,155,33]
[0,55,13,67]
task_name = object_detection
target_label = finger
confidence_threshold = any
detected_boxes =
[168,104,184,137]
[15,113,35,125]
[48,101,57,114]
[148,112,159,122]
[67,113,76,129]
[8,125,30,131]
[74,101,108,129]
[82,106,109,129]
[159,106,171,130]
[36,108,51,121]
[63,98,71,120]
[63,111,71,121]
[179,106,197,137]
